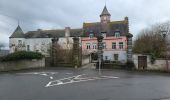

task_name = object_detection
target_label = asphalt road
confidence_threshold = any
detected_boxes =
[0,68,170,100]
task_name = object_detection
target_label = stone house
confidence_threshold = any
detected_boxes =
[81,6,132,63]
[9,6,133,63]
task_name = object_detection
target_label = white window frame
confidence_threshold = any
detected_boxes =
[92,43,97,49]
[86,43,91,49]
[112,42,116,49]
[115,32,120,37]
[119,42,123,49]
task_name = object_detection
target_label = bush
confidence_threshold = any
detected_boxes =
[1,51,44,62]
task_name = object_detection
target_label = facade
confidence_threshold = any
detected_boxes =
[9,26,81,56]
[81,36,127,62]
[9,6,132,63]
[81,6,131,63]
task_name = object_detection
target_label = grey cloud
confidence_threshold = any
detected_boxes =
[0,0,170,47]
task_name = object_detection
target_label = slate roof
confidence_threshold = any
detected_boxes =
[100,6,111,17]
[10,6,129,39]
[24,28,82,38]
[10,20,128,38]
[83,20,129,37]
[10,25,25,38]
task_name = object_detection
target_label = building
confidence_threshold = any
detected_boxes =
[81,6,131,63]
[9,26,82,56]
[9,6,132,63]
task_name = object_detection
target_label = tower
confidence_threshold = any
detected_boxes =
[9,25,25,53]
[100,6,111,24]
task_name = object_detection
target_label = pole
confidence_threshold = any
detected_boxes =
[161,30,169,72]
[99,58,101,75]
[97,35,103,75]
[165,40,169,72]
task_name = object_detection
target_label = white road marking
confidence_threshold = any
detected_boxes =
[45,74,119,87]
[50,77,54,79]
[18,72,58,80]
[17,72,120,87]
[40,74,48,76]
[19,72,58,75]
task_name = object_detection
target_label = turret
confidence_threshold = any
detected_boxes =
[9,25,25,53]
[100,6,111,24]
[10,25,25,38]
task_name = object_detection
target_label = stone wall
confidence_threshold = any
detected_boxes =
[147,59,170,71]
[0,58,45,71]
[82,55,90,66]
[133,54,170,71]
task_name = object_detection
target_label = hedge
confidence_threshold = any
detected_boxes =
[1,51,44,62]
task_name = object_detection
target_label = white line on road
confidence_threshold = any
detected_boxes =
[18,72,58,80]
[45,74,119,87]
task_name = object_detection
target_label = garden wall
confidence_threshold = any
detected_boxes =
[133,54,170,71]
[0,58,45,71]
[147,59,170,71]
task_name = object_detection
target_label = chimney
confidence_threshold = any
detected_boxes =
[124,16,128,21]
[65,27,70,37]
[124,17,129,33]
[37,29,42,31]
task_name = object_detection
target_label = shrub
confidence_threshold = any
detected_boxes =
[1,51,43,62]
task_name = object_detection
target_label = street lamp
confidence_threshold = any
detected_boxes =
[160,30,169,72]
[161,30,168,38]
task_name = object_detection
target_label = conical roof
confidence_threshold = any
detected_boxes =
[100,6,111,17]
[10,25,25,38]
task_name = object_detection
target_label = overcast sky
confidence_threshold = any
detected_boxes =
[0,0,170,48]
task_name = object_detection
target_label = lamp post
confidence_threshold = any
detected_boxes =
[97,35,104,75]
[160,30,169,72]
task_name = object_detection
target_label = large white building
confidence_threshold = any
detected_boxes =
[9,26,81,56]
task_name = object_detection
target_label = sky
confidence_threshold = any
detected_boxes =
[0,0,170,48]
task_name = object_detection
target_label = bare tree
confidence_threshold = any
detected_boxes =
[52,38,73,64]
[133,22,167,58]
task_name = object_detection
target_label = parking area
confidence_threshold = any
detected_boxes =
[0,68,170,100]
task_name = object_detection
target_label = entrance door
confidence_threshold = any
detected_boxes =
[138,56,147,70]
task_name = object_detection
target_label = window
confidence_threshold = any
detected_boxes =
[115,32,120,37]
[119,42,123,49]
[103,42,106,49]
[89,33,94,38]
[92,43,97,49]
[27,45,30,51]
[18,40,22,45]
[89,31,94,38]
[86,43,91,49]
[112,42,116,49]
[114,54,119,61]
[105,56,108,60]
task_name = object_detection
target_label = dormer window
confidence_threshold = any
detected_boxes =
[115,31,120,38]
[89,31,94,38]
